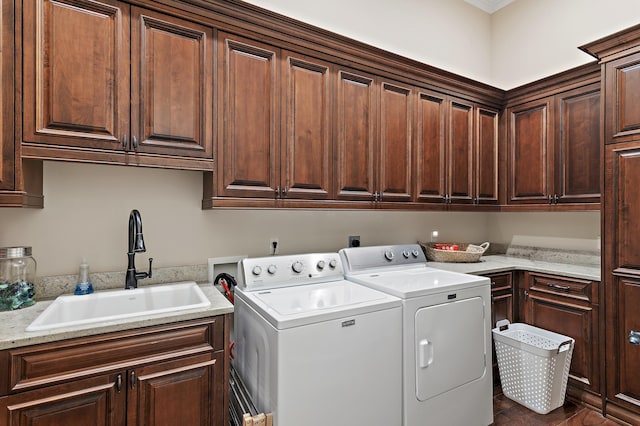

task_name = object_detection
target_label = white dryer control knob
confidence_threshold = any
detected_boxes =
[412,249,420,258]
[316,260,326,270]
[384,250,394,261]
[292,261,304,273]
[402,250,410,259]
[329,259,337,269]
[267,264,277,275]
[252,265,263,276]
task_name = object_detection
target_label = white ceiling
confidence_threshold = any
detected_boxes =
[464,0,515,14]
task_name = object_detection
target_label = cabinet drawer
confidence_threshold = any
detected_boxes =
[4,317,223,395]
[527,272,596,303]
[488,272,513,293]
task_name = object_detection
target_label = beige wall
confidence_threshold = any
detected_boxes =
[491,0,640,89]
[0,162,493,276]
[243,0,493,84]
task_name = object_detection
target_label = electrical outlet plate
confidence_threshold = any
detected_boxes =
[348,235,361,247]
[269,238,279,255]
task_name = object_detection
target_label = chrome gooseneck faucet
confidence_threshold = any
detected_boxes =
[125,209,153,289]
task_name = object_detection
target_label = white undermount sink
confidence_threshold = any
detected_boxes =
[26,281,211,332]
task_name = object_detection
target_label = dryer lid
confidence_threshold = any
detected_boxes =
[345,266,489,299]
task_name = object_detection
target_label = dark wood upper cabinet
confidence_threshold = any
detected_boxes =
[476,107,499,204]
[215,33,279,200]
[415,91,447,203]
[281,52,333,200]
[22,0,129,150]
[555,84,600,204]
[378,81,413,202]
[604,52,640,142]
[0,0,14,191]
[131,7,213,158]
[508,97,554,204]
[334,69,377,202]
[448,100,474,204]
[21,0,214,168]
[506,65,600,208]
[415,91,498,207]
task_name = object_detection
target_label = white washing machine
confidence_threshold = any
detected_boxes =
[340,244,493,426]
[234,252,403,426]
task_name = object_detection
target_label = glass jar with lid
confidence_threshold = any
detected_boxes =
[0,246,36,310]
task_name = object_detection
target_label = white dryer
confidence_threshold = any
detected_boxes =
[234,252,403,426]
[340,244,493,426]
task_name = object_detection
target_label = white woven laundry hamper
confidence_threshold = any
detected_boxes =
[492,320,574,415]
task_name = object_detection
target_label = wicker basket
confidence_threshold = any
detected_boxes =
[419,241,490,263]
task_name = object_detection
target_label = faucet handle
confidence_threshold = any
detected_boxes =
[147,258,153,279]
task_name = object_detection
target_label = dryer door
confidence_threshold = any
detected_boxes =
[415,296,487,401]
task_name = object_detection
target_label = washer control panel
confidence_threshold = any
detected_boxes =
[240,253,344,291]
[339,244,427,273]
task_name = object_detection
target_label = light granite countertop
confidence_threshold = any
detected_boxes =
[0,283,233,350]
[426,254,601,281]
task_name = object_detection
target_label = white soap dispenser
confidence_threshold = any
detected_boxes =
[74,258,94,295]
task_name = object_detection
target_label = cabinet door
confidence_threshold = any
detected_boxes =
[0,374,125,426]
[130,7,213,159]
[610,277,640,411]
[378,81,412,202]
[127,354,222,426]
[475,107,499,204]
[334,69,377,202]
[604,143,640,414]
[281,52,332,200]
[508,98,554,204]
[216,33,279,198]
[0,0,13,191]
[414,91,446,203]
[22,0,129,150]
[448,100,474,204]
[556,84,600,204]
[604,52,640,144]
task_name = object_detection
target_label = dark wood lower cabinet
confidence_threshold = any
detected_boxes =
[486,272,515,385]
[522,272,601,408]
[0,317,229,426]
[0,374,125,426]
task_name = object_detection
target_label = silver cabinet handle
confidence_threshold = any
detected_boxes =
[132,136,138,150]
[548,194,553,204]
[275,186,280,198]
[122,134,128,150]
[554,194,559,204]
[116,374,122,392]
[548,283,571,292]
[630,331,640,345]
[130,371,136,389]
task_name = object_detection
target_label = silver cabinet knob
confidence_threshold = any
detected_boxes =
[629,330,640,345]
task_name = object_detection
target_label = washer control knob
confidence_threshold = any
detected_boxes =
[412,249,420,258]
[402,250,410,259]
[252,265,263,276]
[384,250,394,261]
[267,264,277,275]
[292,261,304,273]
[329,259,338,269]
[316,260,326,270]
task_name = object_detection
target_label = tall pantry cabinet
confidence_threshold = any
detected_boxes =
[582,24,640,425]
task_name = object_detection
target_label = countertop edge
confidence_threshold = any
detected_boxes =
[425,255,601,281]
[0,283,233,350]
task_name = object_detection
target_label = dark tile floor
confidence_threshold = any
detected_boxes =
[492,393,620,425]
